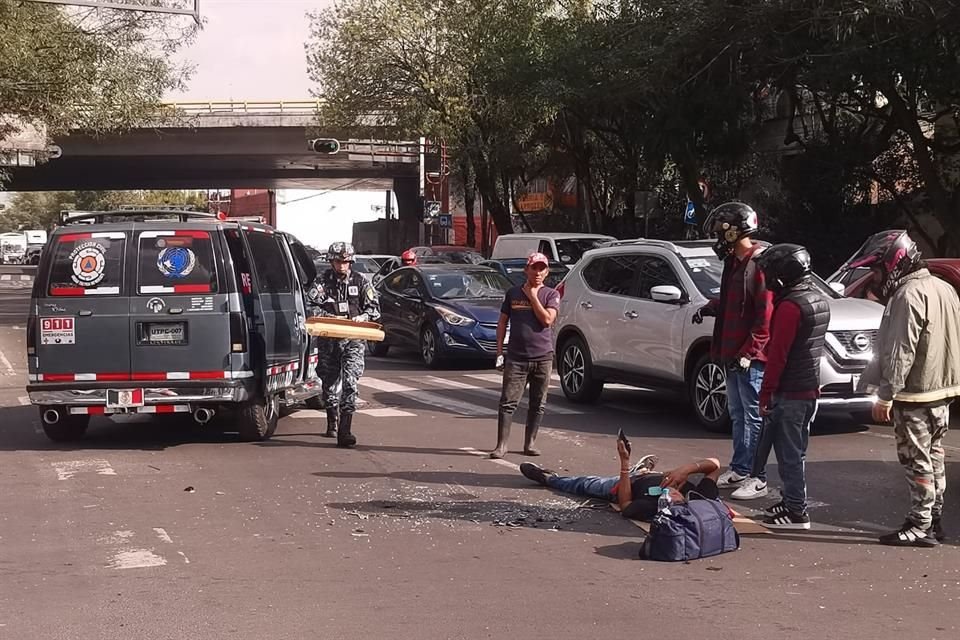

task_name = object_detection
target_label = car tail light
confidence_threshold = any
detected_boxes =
[27,321,36,355]
[229,312,248,353]
[556,281,565,300]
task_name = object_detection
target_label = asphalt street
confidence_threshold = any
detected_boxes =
[0,268,958,639]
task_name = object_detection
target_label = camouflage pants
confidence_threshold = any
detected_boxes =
[318,339,366,414]
[893,402,950,529]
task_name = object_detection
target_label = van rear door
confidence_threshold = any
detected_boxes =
[34,231,130,382]
[129,229,233,382]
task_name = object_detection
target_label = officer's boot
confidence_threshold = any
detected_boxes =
[489,412,512,459]
[523,413,542,457]
[323,408,338,438]
[337,411,357,448]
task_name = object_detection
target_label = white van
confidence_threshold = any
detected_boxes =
[491,232,615,265]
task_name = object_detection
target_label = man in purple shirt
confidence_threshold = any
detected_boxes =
[490,252,561,459]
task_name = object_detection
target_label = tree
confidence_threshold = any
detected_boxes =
[0,190,207,232]
[306,0,560,235]
[0,0,197,181]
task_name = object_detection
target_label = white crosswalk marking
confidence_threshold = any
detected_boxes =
[0,274,10,281]
[425,376,583,415]
[361,376,494,417]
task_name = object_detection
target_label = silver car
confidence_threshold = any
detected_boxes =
[554,239,881,431]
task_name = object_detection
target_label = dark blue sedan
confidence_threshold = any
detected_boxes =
[373,264,512,367]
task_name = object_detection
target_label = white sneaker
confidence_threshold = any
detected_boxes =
[730,477,768,500]
[717,470,749,488]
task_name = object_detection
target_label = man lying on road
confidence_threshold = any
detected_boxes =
[519,437,730,521]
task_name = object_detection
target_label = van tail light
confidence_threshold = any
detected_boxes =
[27,321,36,355]
[229,312,248,353]
[556,281,565,300]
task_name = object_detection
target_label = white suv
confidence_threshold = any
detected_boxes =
[554,239,882,431]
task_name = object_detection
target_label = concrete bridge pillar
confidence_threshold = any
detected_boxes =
[392,176,422,249]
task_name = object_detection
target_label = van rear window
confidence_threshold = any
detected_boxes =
[137,231,218,295]
[47,232,125,296]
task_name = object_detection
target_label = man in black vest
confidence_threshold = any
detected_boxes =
[307,242,380,448]
[743,244,830,529]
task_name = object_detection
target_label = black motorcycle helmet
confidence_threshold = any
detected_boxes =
[702,202,760,259]
[837,230,921,301]
[755,243,812,294]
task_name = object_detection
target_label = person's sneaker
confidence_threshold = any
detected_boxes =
[763,510,811,530]
[629,454,659,474]
[730,477,768,500]
[878,520,939,548]
[765,500,789,516]
[932,517,946,542]
[717,470,749,488]
[519,462,556,486]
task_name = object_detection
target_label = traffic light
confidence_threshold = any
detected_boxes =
[308,138,341,154]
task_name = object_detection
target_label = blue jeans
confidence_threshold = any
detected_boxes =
[763,397,817,513]
[546,474,618,500]
[726,362,764,477]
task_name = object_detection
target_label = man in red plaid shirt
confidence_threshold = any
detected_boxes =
[693,202,774,495]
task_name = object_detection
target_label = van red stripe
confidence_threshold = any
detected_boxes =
[132,372,170,381]
[50,287,86,296]
[173,284,212,294]
[42,373,77,382]
[189,371,226,379]
[175,231,210,238]
[96,373,131,382]
[58,233,92,243]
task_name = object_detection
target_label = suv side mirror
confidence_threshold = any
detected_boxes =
[651,285,684,303]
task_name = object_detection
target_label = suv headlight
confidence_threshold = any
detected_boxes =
[436,306,476,327]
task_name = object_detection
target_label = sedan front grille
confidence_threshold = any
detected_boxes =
[831,330,877,354]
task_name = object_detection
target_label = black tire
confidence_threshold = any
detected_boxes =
[420,325,444,369]
[689,353,731,433]
[557,335,604,403]
[370,341,390,357]
[850,411,875,425]
[237,394,279,441]
[39,409,89,442]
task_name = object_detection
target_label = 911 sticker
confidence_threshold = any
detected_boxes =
[40,317,76,345]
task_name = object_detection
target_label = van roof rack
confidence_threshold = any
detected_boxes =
[59,209,218,225]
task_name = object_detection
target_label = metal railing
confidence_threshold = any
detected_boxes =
[161,100,326,115]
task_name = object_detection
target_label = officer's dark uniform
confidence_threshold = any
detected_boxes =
[306,243,380,447]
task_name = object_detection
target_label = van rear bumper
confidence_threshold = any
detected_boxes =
[27,381,252,406]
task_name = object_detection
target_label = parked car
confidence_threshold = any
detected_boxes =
[373,264,512,367]
[410,245,485,265]
[352,254,394,282]
[480,258,569,288]
[828,257,960,299]
[27,209,324,442]
[491,232,616,265]
[553,238,883,431]
[371,254,452,285]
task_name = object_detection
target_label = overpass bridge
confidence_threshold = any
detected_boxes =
[2,101,421,192]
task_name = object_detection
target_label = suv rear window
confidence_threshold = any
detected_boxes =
[137,231,218,294]
[47,232,125,296]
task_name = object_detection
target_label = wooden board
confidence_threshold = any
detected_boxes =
[306,317,386,342]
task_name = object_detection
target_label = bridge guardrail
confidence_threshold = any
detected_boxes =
[162,100,326,115]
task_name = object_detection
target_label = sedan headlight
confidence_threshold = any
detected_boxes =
[436,306,476,327]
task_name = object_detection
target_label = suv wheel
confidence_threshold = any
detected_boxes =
[558,335,603,403]
[237,394,279,441]
[39,409,89,442]
[420,326,443,369]
[689,354,731,432]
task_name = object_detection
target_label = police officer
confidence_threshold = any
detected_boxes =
[307,242,380,448]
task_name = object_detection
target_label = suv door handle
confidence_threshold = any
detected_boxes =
[580,301,593,310]
[78,310,93,317]
[624,310,639,319]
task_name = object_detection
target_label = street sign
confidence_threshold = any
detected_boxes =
[438,214,452,228]
[423,200,441,219]
[683,200,697,225]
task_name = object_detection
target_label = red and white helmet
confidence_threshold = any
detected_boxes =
[400,249,418,266]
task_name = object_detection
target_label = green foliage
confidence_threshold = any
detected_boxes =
[0,190,206,233]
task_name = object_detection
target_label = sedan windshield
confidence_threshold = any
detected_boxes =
[425,271,511,299]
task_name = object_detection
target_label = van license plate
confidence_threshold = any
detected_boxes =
[147,322,185,345]
[107,389,144,409]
